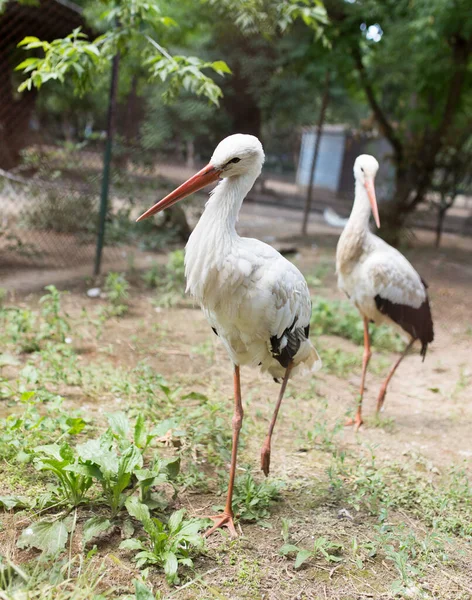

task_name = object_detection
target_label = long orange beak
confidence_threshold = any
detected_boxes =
[136,164,221,222]
[365,178,380,228]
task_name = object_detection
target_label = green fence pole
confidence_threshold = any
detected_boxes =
[94,52,120,277]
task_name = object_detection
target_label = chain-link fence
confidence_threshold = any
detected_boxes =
[0,0,188,276]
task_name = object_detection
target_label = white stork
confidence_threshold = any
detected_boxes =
[137,134,321,537]
[336,155,434,430]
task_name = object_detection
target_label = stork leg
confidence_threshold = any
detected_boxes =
[261,362,293,477]
[376,340,414,414]
[346,317,371,431]
[204,364,243,538]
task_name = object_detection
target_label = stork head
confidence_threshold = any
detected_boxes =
[353,154,380,228]
[210,134,265,177]
[136,134,264,222]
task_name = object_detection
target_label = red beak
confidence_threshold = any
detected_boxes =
[365,178,380,228]
[136,164,222,222]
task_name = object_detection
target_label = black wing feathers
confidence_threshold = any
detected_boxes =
[270,317,309,369]
[375,279,434,360]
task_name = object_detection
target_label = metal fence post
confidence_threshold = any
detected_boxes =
[94,52,120,276]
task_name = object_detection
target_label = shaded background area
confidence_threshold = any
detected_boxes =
[1,0,472,278]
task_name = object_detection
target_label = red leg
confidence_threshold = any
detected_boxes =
[204,365,243,538]
[346,317,371,431]
[376,340,414,414]
[261,362,293,477]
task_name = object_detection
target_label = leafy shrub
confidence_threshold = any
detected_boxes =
[121,499,205,584]
[22,189,96,234]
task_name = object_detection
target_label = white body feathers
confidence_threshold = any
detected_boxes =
[184,138,321,379]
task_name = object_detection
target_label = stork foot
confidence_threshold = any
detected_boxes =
[203,512,238,538]
[345,415,363,432]
[260,439,271,477]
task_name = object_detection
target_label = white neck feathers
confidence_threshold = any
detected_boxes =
[184,168,260,300]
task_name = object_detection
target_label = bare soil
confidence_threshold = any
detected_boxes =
[1,204,471,599]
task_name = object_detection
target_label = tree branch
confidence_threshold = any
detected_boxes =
[351,46,403,163]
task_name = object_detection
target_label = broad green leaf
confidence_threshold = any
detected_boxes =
[66,417,86,435]
[17,519,68,554]
[167,509,185,532]
[125,496,153,533]
[163,457,180,479]
[133,579,155,600]
[279,544,299,555]
[82,516,111,545]
[134,414,147,448]
[211,60,232,74]
[163,551,178,579]
[294,549,313,569]
[34,444,65,462]
[119,538,145,551]
[0,496,31,510]
[77,438,119,477]
[107,412,130,440]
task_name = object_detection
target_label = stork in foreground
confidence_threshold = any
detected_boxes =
[137,134,321,537]
[336,155,434,430]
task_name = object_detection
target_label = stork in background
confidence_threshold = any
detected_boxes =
[336,155,434,430]
[137,134,321,536]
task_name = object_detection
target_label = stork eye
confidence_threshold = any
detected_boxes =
[360,167,364,172]
[229,157,241,164]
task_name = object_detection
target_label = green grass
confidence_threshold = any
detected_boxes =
[310,297,404,352]
[0,283,470,600]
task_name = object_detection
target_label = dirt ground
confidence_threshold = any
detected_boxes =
[1,204,471,599]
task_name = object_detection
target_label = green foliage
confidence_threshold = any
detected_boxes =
[39,286,71,343]
[121,500,205,584]
[16,4,230,105]
[16,29,102,94]
[280,535,343,568]
[22,189,96,235]
[230,470,283,524]
[0,285,71,352]
[34,443,93,507]
[310,297,403,352]
[0,392,86,463]
[104,272,130,317]
[17,518,69,555]
[154,250,187,307]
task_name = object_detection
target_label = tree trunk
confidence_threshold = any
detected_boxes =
[435,206,447,248]
[186,139,195,168]
[301,70,331,235]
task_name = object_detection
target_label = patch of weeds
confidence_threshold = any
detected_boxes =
[0,553,109,600]
[0,392,87,464]
[310,297,403,352]
[142,262,161,289]
[452,365,470,399]
[0,286,71,352]
[280,535,344,568]
[365,412,396,432]
[149,392,234,470]
[154,250,186,307]
[305,263,331,288]
[103,272,130,317]
[16,413,181,556]
[327,448,472,538]
[318,346,360,377]
[229,469,283,525]
[121,499,205,584]
[39,285,71,343]
[374,521,452,597]
[308,416,343,453]
[191,340,215,363]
